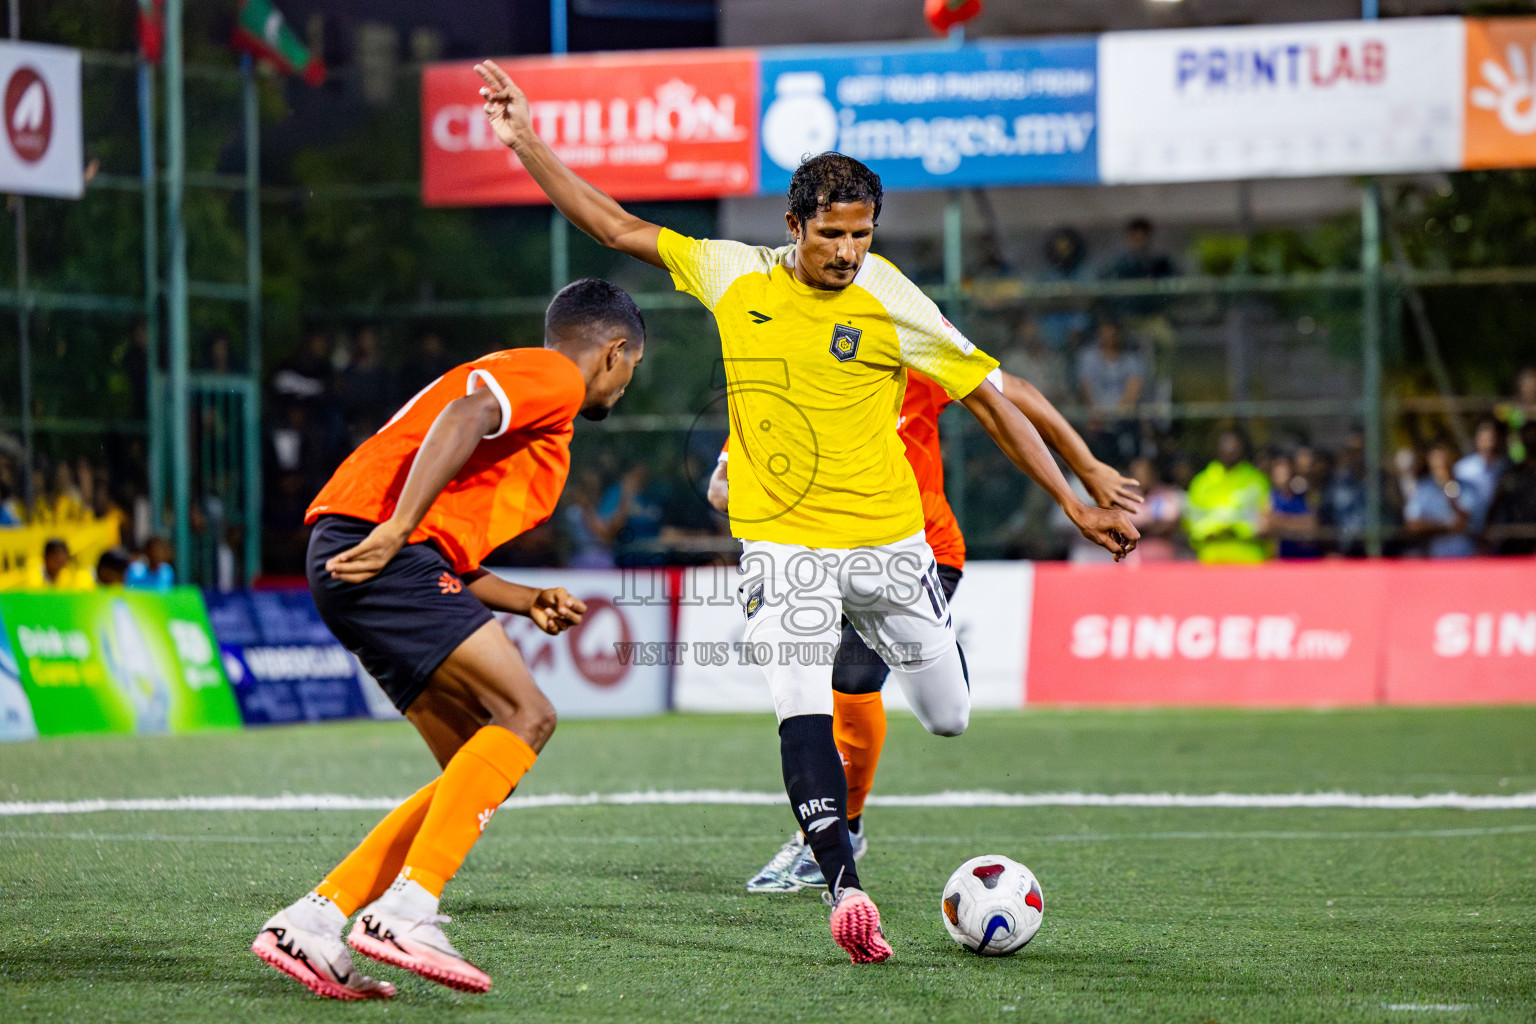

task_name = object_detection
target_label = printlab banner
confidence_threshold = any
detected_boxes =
[0,41,82,199]
[422,50,758,206]
[1098,18,1465,183]
[203,589,393,726]
[0,588,240,738]
[758,38,1098,194]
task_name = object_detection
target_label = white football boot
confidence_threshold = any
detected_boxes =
[746,832,810,893]
[252,893,397,1001]
[348,876,491,993]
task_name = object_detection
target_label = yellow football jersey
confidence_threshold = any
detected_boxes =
[658,227,999,548]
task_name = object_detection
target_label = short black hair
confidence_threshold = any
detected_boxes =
[787,153,883,228]
[1126,216,1153,235]
[44,537,68,558]
[545,278,645,346]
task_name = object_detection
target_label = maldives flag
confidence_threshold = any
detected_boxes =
[230,0,325,87]
[137,0,164,63]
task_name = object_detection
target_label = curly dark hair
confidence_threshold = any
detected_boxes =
[786,152,883,228]
[545,277,646,344]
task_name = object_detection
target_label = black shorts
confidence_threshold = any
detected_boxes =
[308,515,494,713]
[832,563,963,696]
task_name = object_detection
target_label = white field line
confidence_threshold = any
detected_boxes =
[2,789,1536,817]
[3,823,1536,846]
[1383,1005,1473,1012]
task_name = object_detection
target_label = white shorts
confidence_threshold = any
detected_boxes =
[736,531,970,736]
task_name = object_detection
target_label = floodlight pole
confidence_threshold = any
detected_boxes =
[549,0,569,293]
[1361,0,1384,557]
[140,56,164,538]
[242,54,263,583]
[164,0,193,576]
[9,0,32,511]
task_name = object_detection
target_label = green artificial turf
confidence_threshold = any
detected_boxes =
[1,708,1534,1023]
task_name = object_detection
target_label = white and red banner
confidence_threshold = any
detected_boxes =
[1029,562,1387,706]
[0,41,82,199]
[422,50,758,207]
[489,568,670,718]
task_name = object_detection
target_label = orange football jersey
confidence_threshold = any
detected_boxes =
[306,347,585,573]
[719,367,965,569]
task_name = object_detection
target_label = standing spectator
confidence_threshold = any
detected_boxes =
[33,538,93,590]
[0,479,21,527]
[1454,417,1506,545]
[1498,366,1536,464]
[336,326,395,447]
[122,319,149,419]
[205,330,233,372]
[599,464,665,563]
[1184,428,1271,563]
[96,548,131,586]
[1403,443,1475,558]
[561,470,616,569]
[1000,317,1070,407]
[1124,456,1185,562]
[1102,216,1176,318]
[398,330,456,402]
[1264,453,1321,559]
[1037,227,1091,352]
[1076,316,1145,463]
[1487,423,1536,555]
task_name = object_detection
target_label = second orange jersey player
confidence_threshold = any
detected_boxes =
[251,279,645,1000]
[712,366,1141,892]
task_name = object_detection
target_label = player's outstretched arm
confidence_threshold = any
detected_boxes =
[324,388,504,583]
[961,380,1139,560]
[474,59,664,269]
[997,371,1142,512]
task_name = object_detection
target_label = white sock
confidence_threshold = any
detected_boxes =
[376,874,440,919]
[289,891,347,934]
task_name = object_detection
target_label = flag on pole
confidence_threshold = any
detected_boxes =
[137,0,164,63]
[924,0,983,35]
[230,0,325,87]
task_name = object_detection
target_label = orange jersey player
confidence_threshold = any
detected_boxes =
[711,366,1140,892]
[251,279,644,1001]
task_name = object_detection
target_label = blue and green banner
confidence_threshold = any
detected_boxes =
[0,588,239,738]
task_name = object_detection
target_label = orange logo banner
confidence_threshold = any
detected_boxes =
[1464,18,1536,169]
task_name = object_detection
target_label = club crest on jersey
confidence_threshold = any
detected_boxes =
[744,582,765,620]
[829,323,862,362]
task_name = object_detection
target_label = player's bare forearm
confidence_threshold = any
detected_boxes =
[386,390,503,538]
[463,570,538,615]
[999,372,1142,512]
[963,381,1081,512]
[474,59,665,268]
[707,460,729,513]
[963,380,1139,558]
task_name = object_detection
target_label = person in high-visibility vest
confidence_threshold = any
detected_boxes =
[1184,429,1272,563]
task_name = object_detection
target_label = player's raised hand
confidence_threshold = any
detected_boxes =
[325,521,410,583]
[1081,461,1144,513]
[474,59,532,149]
[529,587,586,636]
[1068,504,1141,562]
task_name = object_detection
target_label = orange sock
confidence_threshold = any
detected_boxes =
[833,690,887,820]
[315,779,439,916]
[399,725,537,897]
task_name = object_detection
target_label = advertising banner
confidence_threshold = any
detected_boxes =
[0,588,240,737]
[1463,18,1536,169]
[422,50,758,207]
[489,568,670,718]
[672,561,1032,713]
[203,589,390,726]
[1381,560,1536,705]
[1098,18,1464,183]
[758,38,1098,195]
[0,41,82,199]
[1028,562,1387,706]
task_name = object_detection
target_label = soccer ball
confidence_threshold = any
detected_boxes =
[940,855,1044,956]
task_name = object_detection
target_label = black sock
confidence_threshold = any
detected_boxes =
[848,814,862,836]
[779,714,861,894]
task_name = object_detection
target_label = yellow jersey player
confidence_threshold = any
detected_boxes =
[473,58,1138,964]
